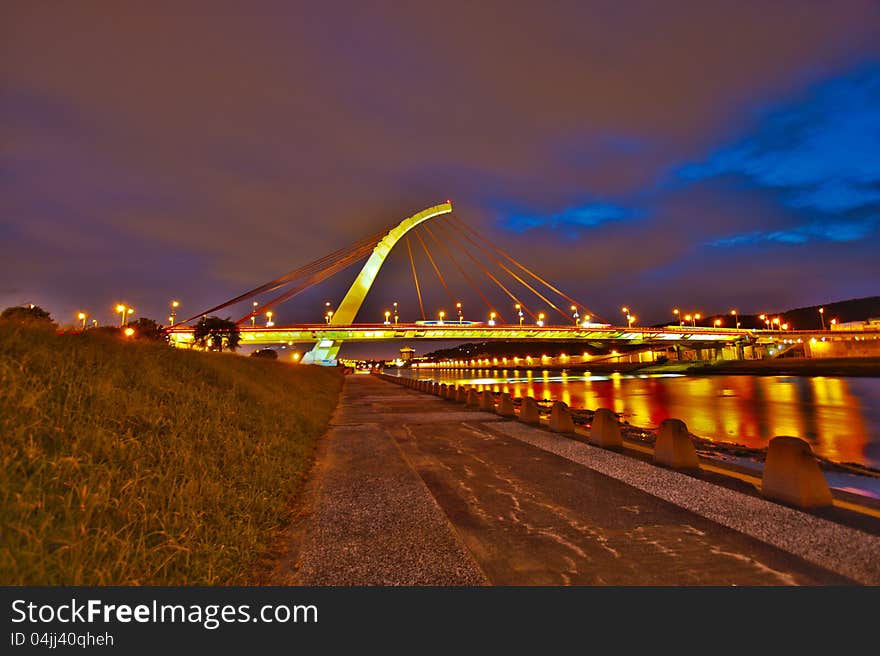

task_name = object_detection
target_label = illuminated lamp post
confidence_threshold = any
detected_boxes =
[169,300,180,326]
[516,304,523,326]
[693,312,701,327]
[456,302,464,323]
[384,310,391,325]
[571,305,579,325]
[819,307,826,330]
[714,318,722,329]
[393,301,399,325]
[77,312,87,331]
[251,301,259,327]
[438,310,445,325]
[730,309,740,329]
[673,308,682,326]
[265,310,274,328]
[627,314,637,328]
[488,311,496,326]
[537,312,545,327]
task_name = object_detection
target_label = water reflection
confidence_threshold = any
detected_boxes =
[411,369,880,469]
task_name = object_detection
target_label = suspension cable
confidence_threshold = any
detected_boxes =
[179,229,385,325]
[444,217,570,323]
[434,219,535,320]
[406,236,426,321]
[422,223,504,323]
[413,229,456,307]
[449,214,607,323]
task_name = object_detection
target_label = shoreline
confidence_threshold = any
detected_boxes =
[412,356,880,378]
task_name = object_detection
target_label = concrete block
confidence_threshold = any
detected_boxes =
[439,383,448,397]
[549,401,576,433]
[653,418,700,470]
[445,384,456,400]
[762,436,832,508]
[466,387,480,407]
[518,396,541,425]
[456,386,468,403]
[589,408,623,449]
[496,392,516,418]
[479,390,495,412]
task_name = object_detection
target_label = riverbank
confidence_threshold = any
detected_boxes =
[411,356,880,377]
[0,323,343,584]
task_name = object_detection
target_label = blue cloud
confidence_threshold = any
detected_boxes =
[503,202,641,233]
[710,217,878,247]
[680,65,880,214]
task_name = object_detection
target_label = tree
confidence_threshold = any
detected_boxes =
[251,348,278,360]
[129,317,168,342]
[1,304,55,327]
[193,316,240,352]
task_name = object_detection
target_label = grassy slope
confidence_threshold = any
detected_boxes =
[0,324,343,584]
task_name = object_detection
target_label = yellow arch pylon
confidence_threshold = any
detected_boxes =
[302,201,453,364]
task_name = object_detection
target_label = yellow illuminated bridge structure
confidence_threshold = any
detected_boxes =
[170,201,759,364]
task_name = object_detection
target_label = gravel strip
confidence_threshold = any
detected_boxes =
[492,422,880,584]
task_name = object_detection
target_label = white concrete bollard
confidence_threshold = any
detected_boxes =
[496,392,516,418]
[653,418,700,470]
[762,436,832,508]
[518,396,541,425]
[549,401,576,433]
[466,387,480,407]
[588,408,623,449]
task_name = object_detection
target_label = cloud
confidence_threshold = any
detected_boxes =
[679,65,880,214]
[501,202,643,233]
[710,217,878,247]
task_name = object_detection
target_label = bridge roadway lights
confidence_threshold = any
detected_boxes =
[589,408,623,449]
[479,390,495,412]
[456,386,468,403]
[761,436,833,508]
[549,401,576,434]
[496,392,516,418]
[653,418,700,471]
[518,397,541,425]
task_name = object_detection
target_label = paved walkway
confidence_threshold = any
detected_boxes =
[286,375,879,585]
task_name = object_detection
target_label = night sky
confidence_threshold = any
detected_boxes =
[3,2,880,345]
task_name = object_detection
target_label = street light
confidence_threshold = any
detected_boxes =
[438,310,445,325]
[819,307,826,330]
[627,314,637,328]
[116,304,126,327]
[77,312,87,331]
[169,300,180,326]
[393,301,399,325]
[537,312,545,327]
[456,302,463,323]
[571,305,579,325]
[673,308,683,327]
[693,312,701,327]
[252,301,259,327]
[730,309,740,329]
[714,318,722,328]
[384,310,391,325]
[516,304,523,326]
[266,310,274,328]
[488,311,496,326]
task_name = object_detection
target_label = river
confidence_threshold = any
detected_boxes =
[404,369,880,471]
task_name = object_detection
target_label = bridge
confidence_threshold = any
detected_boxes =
[167,201,873,363]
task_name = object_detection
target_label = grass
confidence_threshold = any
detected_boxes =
[0,323,343,584]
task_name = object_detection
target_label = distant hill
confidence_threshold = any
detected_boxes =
[697,296,880,331]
